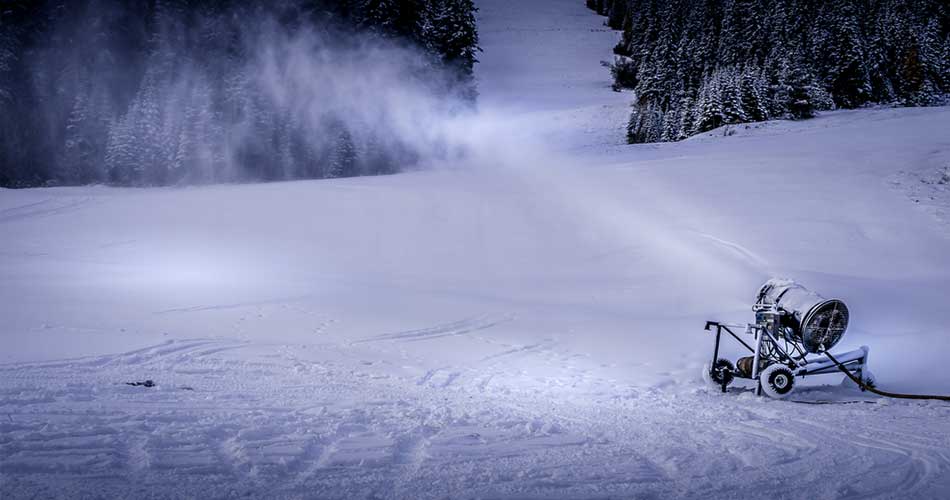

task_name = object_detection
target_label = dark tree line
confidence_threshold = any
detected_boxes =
[0,0,479,187]
[588,0,950,143]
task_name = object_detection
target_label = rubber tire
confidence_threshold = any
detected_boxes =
[759,364,796,399]
[703,359,735,390]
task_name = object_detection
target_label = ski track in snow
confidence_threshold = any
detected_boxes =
[2,340,950,499]
[0,197,93,224]
[354,315,512,344]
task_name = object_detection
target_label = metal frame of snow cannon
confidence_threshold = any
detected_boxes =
[703,320,870,398]
[702,280,872,399]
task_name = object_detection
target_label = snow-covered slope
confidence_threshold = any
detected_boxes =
[2,0,950,498]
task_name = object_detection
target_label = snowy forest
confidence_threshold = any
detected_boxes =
[0,0,479,187]
[588,0,950,143]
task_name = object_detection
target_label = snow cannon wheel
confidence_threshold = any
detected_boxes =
[760,364,795,399]
[703,359,735,392]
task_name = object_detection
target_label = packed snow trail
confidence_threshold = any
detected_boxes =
[3,338,950,499]
[4,0,950,498]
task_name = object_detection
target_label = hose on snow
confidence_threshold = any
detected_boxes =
[824,350,950,402]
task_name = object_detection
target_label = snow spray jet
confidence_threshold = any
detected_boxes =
[247,21,476,180]
[438,106,767,314]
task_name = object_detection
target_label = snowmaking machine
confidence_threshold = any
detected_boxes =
[703,279,873,399]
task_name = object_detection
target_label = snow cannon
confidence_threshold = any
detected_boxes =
[753,279,849,354]
[702,279,873,399]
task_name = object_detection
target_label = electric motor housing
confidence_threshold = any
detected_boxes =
[755,279,849,353]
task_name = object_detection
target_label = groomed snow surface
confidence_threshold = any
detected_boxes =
[3,0,950,498]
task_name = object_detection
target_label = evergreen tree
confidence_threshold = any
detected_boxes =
[60,92,92,185]
[720,67,746,124]
[694,75,724,132]
[360,0,403,33]
[422,0,480,78]
[677,95,696,139]
[915,19,945,103]
[627,100,664,144]
[660,106,679,142]
[943,37,950,98]
[0,21,16,104]
[898,44,929,105]
[718,0,752,67]
[739,65,769,122]
[783,58,818,119]
[106,112,137,184]
[329,128,358,178]
[591,0,950,144]
[824,1,871,108]
[606,0,628,30]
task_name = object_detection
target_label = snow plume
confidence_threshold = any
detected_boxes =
[105,21,474,186]
[247,27,474,176]
[0,2,477,187]
[449,110,764,310]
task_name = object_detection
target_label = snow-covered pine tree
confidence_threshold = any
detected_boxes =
[0,17,18,184]
[763,56,788,118]
[660,105,680,142]
[418,0,479,80]
[129,70,167,185]
[106,110,138,185]
[898,43,929,106]
[739,65,770,122]
[717,0,754,67]
[677,95,696,139]
[329,128,359,179]
[720,67,746,124]
[822,0,871,108]
[943,36,950,99]
[174,74,219,184]
[60,92,89,185]
[627,99,663,144]
[357,0,399,34]
[591,0,950,144]
[587,0,628,30]
[864,3,894,103]
[914,19,945,105]
[695,73,724,132]
[783,55,817,119]
[276,118,295,181]
[0,21,15,105]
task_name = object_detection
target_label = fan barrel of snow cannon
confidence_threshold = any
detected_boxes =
[755,279,849,353]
